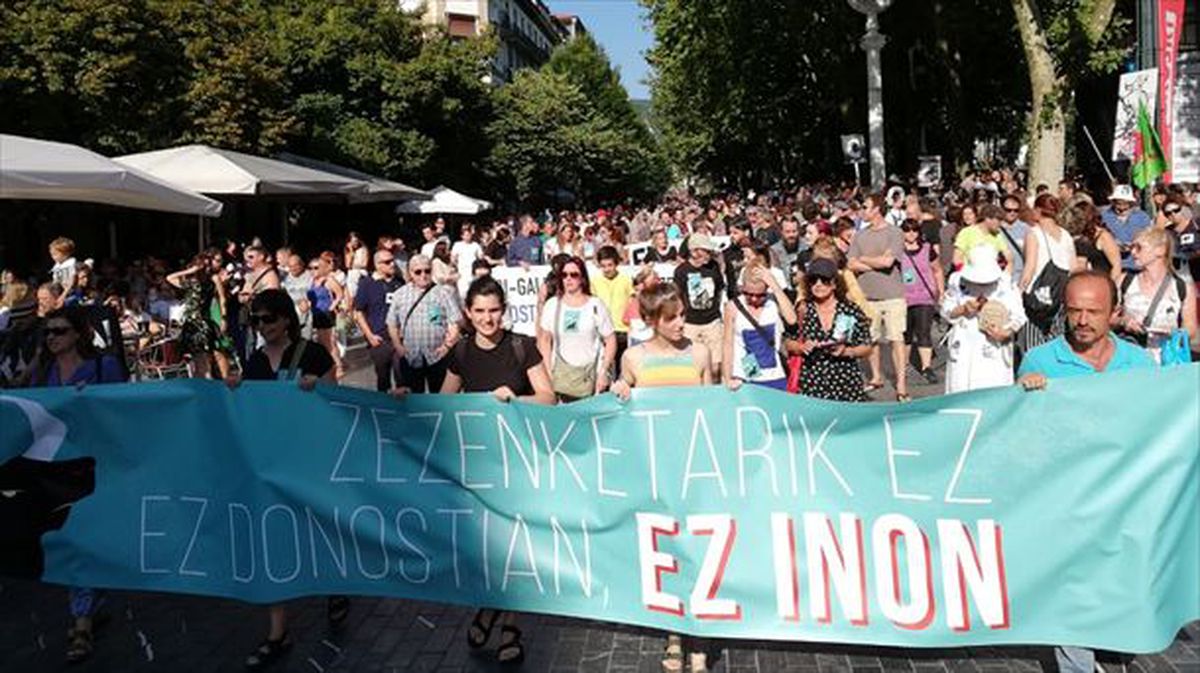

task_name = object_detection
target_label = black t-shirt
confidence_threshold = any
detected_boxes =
[673,260,724,325]
[721,246,746,299]
[244,339,335,381]
[921,218,943,247]
[354,276,404,336]
[448,331,542,395]
[643,247,678,263]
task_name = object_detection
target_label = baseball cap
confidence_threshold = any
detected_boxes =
[689,233,715,251]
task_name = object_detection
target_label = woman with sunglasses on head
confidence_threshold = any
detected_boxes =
[722,258,796,391]
[24,306,127,664]
[537,255,617,402]
[1118,227,1198,361]
[786,258,873,402]
[224,289,344,670]
[421,277,552,666]
[308,252,346,379]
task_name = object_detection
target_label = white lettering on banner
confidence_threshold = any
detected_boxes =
[636,512,684,616]
[682,410,727,498]
[501,514,544,593]
[872,514,935,629]
[551,516,593,597]
[328,402,364,483]
[394,508,432,584]
[261,504,301,583]
[497,415,540,489]
[771,513,802,621]
[736,406,779,497]
[178,496,209,577]
[937,519,1010,631]
[940,409,989,505]
[591,413,628,498]
[349,505,389,580]
[372,408,406,484]
[455,411,493,490]
[631,409,670,501]
[229,502,255,582]
[541,419,587,492]
[139,495,170,574]
[781,415,853,497]
[437,508,472,588]
[306,506,348,579]
[884,414,932,502]
[804,512,869,625]
[687,514,741,620]
[412,412,449,485]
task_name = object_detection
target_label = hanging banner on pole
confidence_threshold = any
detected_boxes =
[1113,69,1158,162]
[1158,0,1185,182]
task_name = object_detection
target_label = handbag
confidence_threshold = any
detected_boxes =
[1160,329,1192,367]
[549,298,599,399]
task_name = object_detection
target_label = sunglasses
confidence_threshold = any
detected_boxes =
[45,326,72,337]
[901,225,921,232]
[377,258,395,265]
[411,268,431,276]
[810,275,835,285]
[308,264,320,270]
[1164,207,1181,215]
[562,270,582,279]
[742,291,767,299]
[1004,207,1020,213]
[249,313,281,326]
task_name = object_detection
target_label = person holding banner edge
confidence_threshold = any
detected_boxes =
[416,276,554,665]
[222,289,343,671]
[1017,270,1156,673]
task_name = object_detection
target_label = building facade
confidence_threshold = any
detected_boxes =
[400,0,569,83]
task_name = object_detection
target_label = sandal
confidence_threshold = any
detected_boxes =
[863,380,885,393]
[662,634,684,673]
[244,632,292,670]
[896,392,912,403]
[497,625,525,666]
[66,625,93,664]
[690,651,710,673]
[326,595,350,629]
[466,608,500,649]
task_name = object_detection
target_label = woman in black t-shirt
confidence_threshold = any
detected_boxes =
[224,290,341,670]
[442,277,553,664]
[443,277,554,403]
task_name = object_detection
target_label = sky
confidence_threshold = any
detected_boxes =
[546,0,654,100]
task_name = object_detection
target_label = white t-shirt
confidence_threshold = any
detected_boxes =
[451,241,482,281]
[540,295,615,367]
[51,257,78,289]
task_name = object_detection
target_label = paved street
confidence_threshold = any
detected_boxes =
[2,343,1197,673]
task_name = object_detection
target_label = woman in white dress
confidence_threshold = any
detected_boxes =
[941,245,1027,393]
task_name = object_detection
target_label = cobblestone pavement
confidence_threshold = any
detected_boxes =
[3,341,1197,673]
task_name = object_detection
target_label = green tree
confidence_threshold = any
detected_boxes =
[1010,0,1130,188]
[0,0,187,153]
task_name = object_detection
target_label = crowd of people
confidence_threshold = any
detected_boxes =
[1,169,1198,669]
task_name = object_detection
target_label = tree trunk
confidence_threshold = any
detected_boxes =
[1011,0,1065,189]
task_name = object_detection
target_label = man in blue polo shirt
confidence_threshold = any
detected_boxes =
[1017,269,1155,673]
[1101,185,1153,270]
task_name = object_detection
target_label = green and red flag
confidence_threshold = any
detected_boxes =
[1131,100,1168,189]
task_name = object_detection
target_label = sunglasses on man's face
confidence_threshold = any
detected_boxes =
[1004,207,1020,213]
[249,313,281,326]
[45,326,72,337]
[1164,207,1181,216]
[411,268,431,276]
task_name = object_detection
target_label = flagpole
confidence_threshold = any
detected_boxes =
[1082,124,1117,186]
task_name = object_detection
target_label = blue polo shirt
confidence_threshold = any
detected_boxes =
[1100,207,1152,269]
[1018,334,1155,379]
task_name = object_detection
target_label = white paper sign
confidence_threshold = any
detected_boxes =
[1112,69,1159,162]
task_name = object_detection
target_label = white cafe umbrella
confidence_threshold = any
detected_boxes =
[395,186,492,215]
[0,134,223,216]
[275,152,432,203]
[114,144,369,198]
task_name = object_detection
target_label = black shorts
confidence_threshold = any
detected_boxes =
[904,304,936,347]
[312,310,335,330]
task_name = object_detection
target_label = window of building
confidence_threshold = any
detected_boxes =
[447,13,477,38]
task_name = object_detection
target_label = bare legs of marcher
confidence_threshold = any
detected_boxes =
[867,339,910,401]
[244,597,349,670]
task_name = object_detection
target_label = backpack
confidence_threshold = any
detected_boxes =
[1022,229,1069,331]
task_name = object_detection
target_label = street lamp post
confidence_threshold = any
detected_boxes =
[848,0,892,192]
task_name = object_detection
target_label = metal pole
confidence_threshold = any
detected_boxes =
[853,160,862,186]
[862,13,888,191]
[1082,125,1117,185]
[198,216,204,252]
[108,221,118,259]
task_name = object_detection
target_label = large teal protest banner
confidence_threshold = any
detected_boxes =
[1,366,1198,651]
